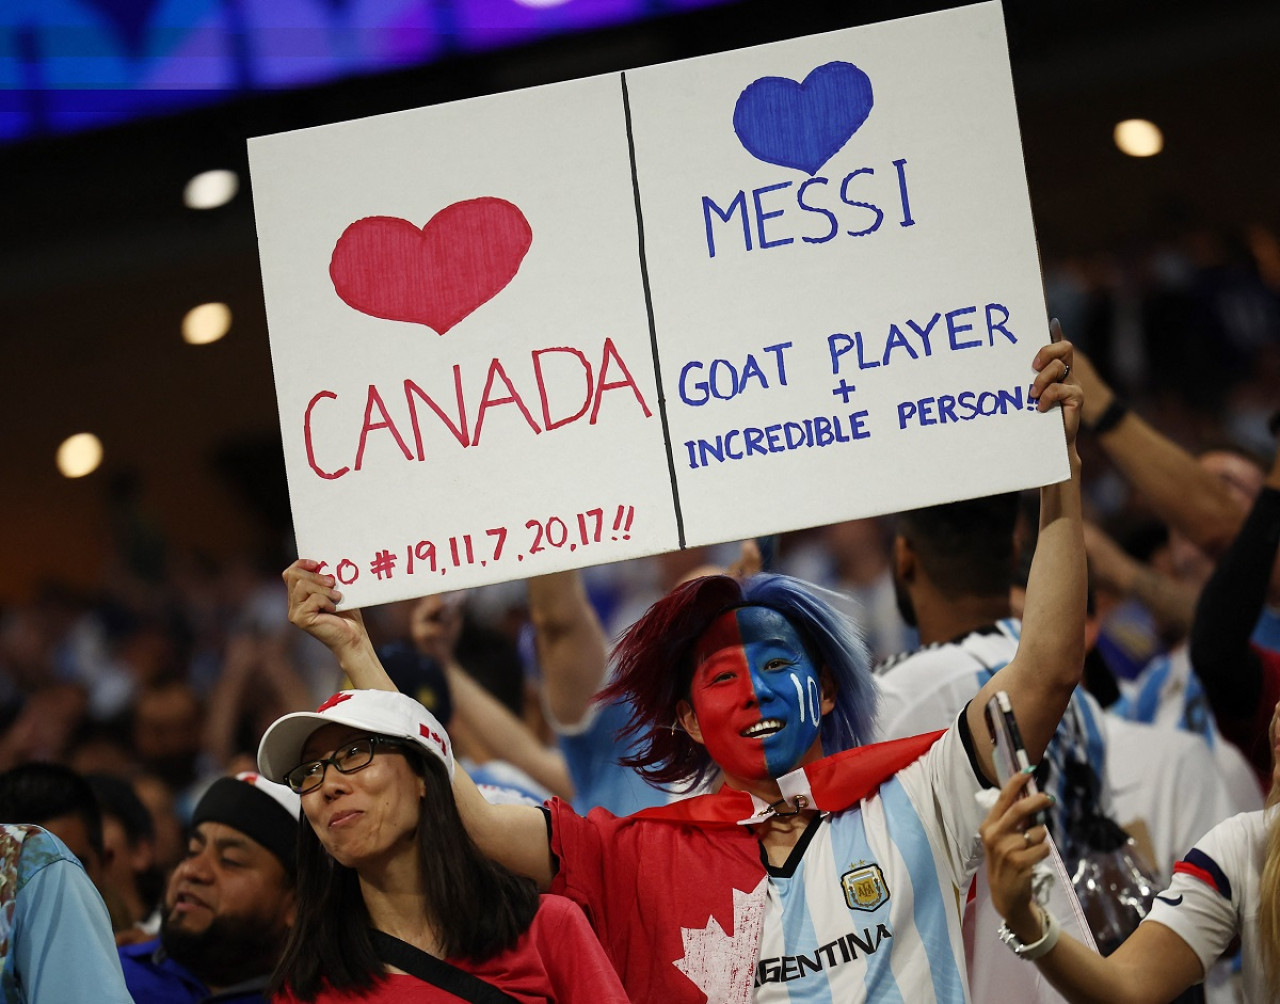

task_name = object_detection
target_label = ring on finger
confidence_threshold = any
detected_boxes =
[1061,363,1071,381]
[1023,830,1033,847]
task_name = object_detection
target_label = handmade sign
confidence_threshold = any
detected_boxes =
[250,1,1067,607]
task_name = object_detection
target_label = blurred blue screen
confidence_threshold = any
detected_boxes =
[0,0,734,142]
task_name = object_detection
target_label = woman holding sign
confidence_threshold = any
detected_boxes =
[278,336,1083,1002]
[256,688,628,1003]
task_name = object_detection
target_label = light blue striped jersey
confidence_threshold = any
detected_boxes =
[755,722,984,1003]
[1113,646,1214,741]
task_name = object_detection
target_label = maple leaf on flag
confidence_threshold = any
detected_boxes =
[673,878,767,1003]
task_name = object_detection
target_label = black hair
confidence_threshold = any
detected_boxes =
[0,762,105,859]
[86,773,155,844]
[896,492,1020,599]
[270,746,539,1000]
[86,772,167,915]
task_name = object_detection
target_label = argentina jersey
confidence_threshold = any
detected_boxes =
[755,724,983,1003]
[1113,647,1215,742]
[875,619,1113,856]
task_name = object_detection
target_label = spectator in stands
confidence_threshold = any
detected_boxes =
[1189,419,1280,785]
[876,489,1116,862]
[119,771,299,1004]
[0,762,112,896]
[0,823,134,1003]
[405,592,573,801]
[87,772,164,934]
[526,548,761,815]
[1075,346,1269,805]
[132,679,206,791]
[256,689,629,1002]
[872,489,1184,1000]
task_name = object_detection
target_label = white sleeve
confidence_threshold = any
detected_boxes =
[877,654,989,742]
[894,712,989,886]
[1140,813,1252,981]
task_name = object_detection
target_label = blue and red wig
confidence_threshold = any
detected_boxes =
[600,573,877,790]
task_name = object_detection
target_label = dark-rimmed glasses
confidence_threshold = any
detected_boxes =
[285,736,408,794]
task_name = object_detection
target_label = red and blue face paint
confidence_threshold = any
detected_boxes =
[689,606,825,782]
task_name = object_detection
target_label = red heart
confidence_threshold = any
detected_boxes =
[329,197,532,334]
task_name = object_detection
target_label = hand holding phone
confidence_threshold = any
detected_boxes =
[984,690,1048,828]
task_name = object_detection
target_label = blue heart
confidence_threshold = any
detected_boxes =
[733,61,874,176]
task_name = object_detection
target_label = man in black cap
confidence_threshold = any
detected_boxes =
[119,771,299,1004]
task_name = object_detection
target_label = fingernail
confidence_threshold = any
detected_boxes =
[1021,764,1036,775]
[1047,794,1056,804]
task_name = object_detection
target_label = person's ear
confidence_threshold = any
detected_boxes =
[676,699,705,746]
[819,668,837,717]
[893,535,915,583]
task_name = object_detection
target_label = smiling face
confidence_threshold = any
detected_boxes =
[680,606,832,785]
[298,723,424,873]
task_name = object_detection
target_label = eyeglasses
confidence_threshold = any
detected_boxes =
[285,736,408,794]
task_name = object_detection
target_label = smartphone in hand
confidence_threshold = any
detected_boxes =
[984,690,1048,828]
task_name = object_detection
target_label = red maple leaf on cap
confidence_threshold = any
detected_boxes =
[420,723,449,756]
[317,692,353,713]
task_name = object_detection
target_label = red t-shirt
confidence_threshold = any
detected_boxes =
[550,797,767,1004]
[275,894,627,1003]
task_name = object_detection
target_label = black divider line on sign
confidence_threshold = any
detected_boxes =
[620,70,686,549]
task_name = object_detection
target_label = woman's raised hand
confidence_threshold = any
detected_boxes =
[283,558,369,656]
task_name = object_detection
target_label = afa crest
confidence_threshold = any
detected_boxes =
[841,863,890,912]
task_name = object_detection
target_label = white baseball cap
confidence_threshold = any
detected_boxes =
[257,689,454,785]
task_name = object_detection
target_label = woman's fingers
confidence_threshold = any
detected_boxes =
[1028,329,1083,443]
[988,770,1035,819]
[999,822,1052,868]
[1006,783,1053,828]
[1031,337,1075,400]
[982,773,1055,918]
[283,559,343,624]
[981,773,1053,846]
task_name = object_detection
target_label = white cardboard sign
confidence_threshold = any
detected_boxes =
[250,1,1068,608]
